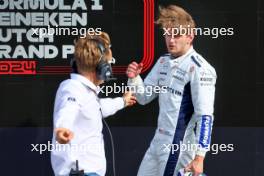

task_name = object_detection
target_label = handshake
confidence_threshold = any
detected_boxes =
[114,61,144,108]
[118,61,144,108]
[123,61,144,106]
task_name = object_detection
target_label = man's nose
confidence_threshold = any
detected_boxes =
[169,36,176,43]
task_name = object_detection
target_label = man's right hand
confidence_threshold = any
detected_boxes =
[126,62,143,78]
[55,128,74,144]
[123,92,137,107]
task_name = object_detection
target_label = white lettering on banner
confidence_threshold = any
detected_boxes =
[91,0,103,10]
[0,0,89,10]
[0,0,104,60]
[0,29,54,43]
[0,45,59,59]
[0,12,87,26]
[62,45,74,59]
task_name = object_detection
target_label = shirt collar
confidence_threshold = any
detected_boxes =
[170,46,195,64]
[70,73,101,94]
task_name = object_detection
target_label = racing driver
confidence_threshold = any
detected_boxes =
[126,5,217,176]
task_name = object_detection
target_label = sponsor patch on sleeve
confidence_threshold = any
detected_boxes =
[199,115,212,148]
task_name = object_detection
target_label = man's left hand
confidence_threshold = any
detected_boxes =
[184,155,204,176]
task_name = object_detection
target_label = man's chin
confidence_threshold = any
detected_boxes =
[168,50,180,57]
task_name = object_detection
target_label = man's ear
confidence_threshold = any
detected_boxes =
[187,33,194,44]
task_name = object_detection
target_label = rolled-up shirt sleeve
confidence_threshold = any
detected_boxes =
[99,97,125,118]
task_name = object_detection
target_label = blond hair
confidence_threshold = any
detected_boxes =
[74,31,111,73]
[156,5,196,29]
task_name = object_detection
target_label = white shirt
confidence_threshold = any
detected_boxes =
[51,73,124,176]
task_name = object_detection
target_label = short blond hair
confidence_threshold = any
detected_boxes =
[156,5,196,29]
[74,31,111,73]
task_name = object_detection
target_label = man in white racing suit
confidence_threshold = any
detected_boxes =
[126,5,217,176]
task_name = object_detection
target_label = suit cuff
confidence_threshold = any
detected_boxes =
[127,75,143,86]
[196,148,208,157]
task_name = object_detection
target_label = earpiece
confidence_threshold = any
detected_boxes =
[96,58,113,81]
[95,42,115,81]
[71,37,116,81]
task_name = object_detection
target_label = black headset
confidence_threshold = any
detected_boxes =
[71,38,116,82]
[95,42,115,81]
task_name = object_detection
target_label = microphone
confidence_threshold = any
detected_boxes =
[105,70,117,82]
[71,59,78,73]
[106,77,117,81]
[69,160,84,176]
